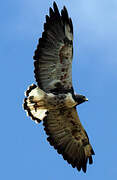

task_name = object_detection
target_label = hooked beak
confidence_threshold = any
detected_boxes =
[85,97,88,101]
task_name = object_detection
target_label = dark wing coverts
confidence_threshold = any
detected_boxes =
[34,2,73,93]
[43,108,94,172]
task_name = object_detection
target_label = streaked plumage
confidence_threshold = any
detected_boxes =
[23,2,95,173]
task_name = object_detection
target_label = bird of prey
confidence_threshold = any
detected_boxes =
[23,1,95,173]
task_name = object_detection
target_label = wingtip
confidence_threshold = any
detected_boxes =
[53,1,57,7]
[89,156,93,164]
[53,1,60,17]
[91,148,95,155]
[49,7,54,17]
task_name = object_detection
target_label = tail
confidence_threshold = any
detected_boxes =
[23,84,48,123]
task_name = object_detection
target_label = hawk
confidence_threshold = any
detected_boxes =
[23,1,95,173]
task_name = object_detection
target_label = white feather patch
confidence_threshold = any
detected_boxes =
[28,87,46,101]
[24,85,48,121]
[30,109,47,121]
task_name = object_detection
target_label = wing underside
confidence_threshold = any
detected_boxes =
[33,2,73,93]
[43,107,95,172]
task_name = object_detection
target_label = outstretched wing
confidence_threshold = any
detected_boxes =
[43,107,95,172]
[34,2,73,93]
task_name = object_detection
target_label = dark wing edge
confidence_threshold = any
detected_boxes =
[43,107,95,173]
[33,2,73,93]
[23,84,41,123]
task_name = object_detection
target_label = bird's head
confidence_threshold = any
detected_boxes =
[74,94,88,105]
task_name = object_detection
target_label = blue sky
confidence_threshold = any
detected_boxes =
[1,0,117,179]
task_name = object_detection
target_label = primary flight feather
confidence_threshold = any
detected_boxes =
[23,1,95,173]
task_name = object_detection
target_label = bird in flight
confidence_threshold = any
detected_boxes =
[23,1,95,173]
